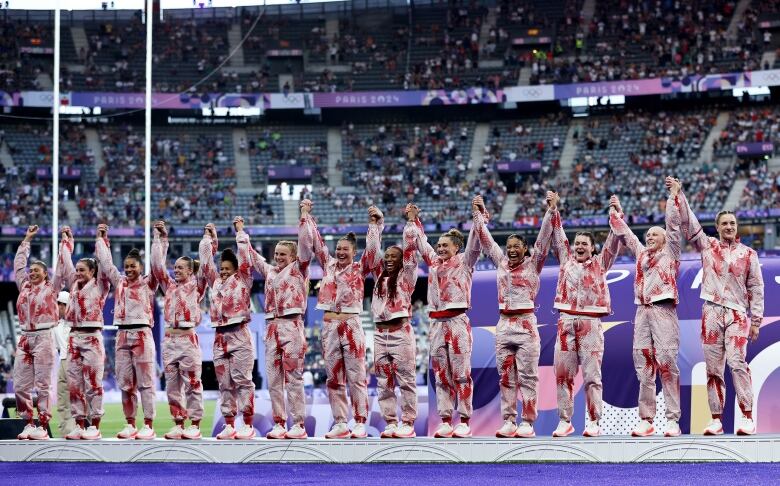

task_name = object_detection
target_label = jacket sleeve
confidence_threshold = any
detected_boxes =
[402,223,420,289]
[14,240,30,291]
[746,250,765,324]
[249,244,271,279]
[532,207,556,274]
[360,217,384,277]
[95,236,123,289]
[151,234,175,293]
[473,209,503,267]
[198,234,218,288]
[549,209,570,264]
[464,210,482,269]
[598,211,623,271]
[235,230,254,286]
[405,218,437,266]
[675,191,709,253]
[55,237,76,290]
[609,210,644,258]
[298,213,330,267]
[665,193,682,261]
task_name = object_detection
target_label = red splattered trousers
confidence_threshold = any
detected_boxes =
[496,313,540,423]
[430,314,473,420]
[213,323,255,419]
[321,315,368,424]
[13,329,56,425]
[264,316,307,426]
[701,302,753,416]
[116,327,157,422]
[67,331,105,422]
[163,330,204,422]
[554,314,604,422]
[374,320,418,425]
[633,302,681,421]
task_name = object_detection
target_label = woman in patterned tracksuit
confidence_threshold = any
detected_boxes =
[248,235,310,440]
[95,223,159,440]
[678,187,764,436]
[370,217,420,440]
[200,218,257,440]
[298,200,384,439]
[151,221,208,440]
[472,194,556,439]
[13,225,63,440]
[549,193,622,438]
[404,200,481,439]
[609,178,683,438]
[56,226,110,441]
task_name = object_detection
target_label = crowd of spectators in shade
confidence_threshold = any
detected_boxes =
[0,21,51,92]
[739,162,780,210]
[716,105,780,157]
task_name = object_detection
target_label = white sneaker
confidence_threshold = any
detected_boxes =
[703,418,723,436]
[583,420,601,437]
[495,420,518,438]
[81,426,102,440]
[17,423,36,440]
[28,426,50,440]
[325,422,350,439]
[516,421,536,438]
[235,424,256,440]
[135,425,156,440]
[285,424,307,440]
[433,422,454,438]
[216,424,237,440]
[393,423,416,439]
[381,423,398,438]
[453,423,472,438]
[117,424,138,439]
[65,425,84,440]
[164,424,184,440]
[736,417,756,436]
[351,422,367,439]
[182,425,202,440]
[631,419,655,437]
[665,420,681,437]
[266,423,287,439]
[552,420,574,437]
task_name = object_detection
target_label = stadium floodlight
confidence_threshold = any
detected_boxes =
[160,0,346,11]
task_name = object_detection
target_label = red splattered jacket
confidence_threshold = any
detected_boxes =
[370,227,418,322]
[56,238,110,328]
[95,236,158,327]
[405,211,481,314]
[151,234,208,329]
[299,213,383,314]
[610,194,682,305]
[14,240,62,331]
[474,207,555,312]
[249,238,310,320]
[677,191,764,323]
[551,210,622,316]
[201,230,253,327]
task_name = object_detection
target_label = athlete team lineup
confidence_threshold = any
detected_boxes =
[10,175,765,441]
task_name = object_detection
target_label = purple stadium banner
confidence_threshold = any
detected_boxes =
[496,159,542,173]
[267,165,313,181]
[312,87,505,108]
[736,142,774,156]
[511,35,552,45]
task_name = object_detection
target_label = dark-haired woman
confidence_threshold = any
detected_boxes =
[13,225,64,440]
[549,194,622,438]
[151,221,207,440]
[404,200,481,439]
[370,232,419,439]
[298,200,383,439]
[472,194,556,439]
[56,226,110,440]
[95,223,159,440]
[200,218,256,440]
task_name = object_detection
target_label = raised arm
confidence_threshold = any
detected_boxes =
[55,227,76,289]
[360,206,385,277]
[464,207,483,269]
[546,192,570,264]
[14,226,37,290]
[531,206,557,273]
[94,224,123,289]
[674,187,708,253]
[746,250,764,342]
[198,224,219,288]
[598,207,624,271]
[608,195,644,258]
[151,221,175,293]
[234,217,254,286]
[401,222,420,289]
[404,203,437,266]
[664,177,682,261]
[297,199,330,267]
[473,207,503,267]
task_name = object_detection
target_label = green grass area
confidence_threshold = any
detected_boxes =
[48,400,217,438]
